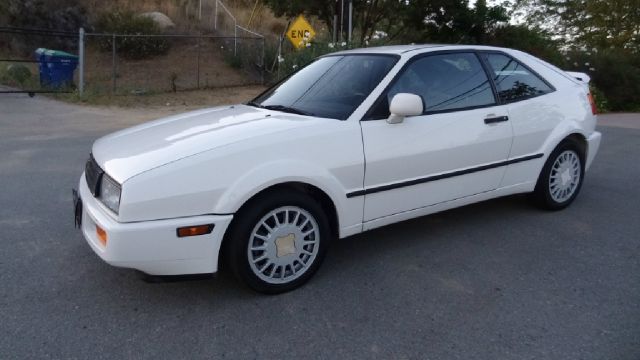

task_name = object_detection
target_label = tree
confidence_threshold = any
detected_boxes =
[5,0,89,31]
[263,0,509,45]
[487,25,564,65]
[514,0,640,52]
[262,0,336,33]
[263,0,411,43]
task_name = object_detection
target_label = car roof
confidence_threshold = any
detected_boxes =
[331,44,511,55]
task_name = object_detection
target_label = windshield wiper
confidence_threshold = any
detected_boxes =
[262,104,313,116]
[246,101,264,108]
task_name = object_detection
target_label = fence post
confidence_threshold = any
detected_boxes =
[261,37,265,85]
[234,26,237,55]
[214,0,218,30]
[78,27,85,97]
[196,35,201,89]
[112,34,117,94]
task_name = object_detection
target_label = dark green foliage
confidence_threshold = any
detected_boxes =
[223,51,243,69]
[2,0,88,53]
[5,0,89,31]
[95,11,170,60]
[6,64,32,84]
[263,0,334,31]
[589,85,610,113]
[402,0,508,44]
[563,49,640,111]
[510,0,640,111]
[514,0,640,52]
[487,25,564,66]
[264,0,509,45]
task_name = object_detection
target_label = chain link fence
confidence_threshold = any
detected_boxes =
[0,27,79,94]
[83,32,264,95]
[1,25,264,97]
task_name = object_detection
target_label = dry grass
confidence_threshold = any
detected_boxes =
[82,37,259,95]
[229,3,287,37]
[54,84,266,110]
[83,0,287,37]
[84,0,195,25]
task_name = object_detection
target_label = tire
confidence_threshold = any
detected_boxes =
[530,140,585,210]
[224,190,331,294]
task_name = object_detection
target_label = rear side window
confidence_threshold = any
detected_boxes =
[483,53,553,103]
[366,52,495,119]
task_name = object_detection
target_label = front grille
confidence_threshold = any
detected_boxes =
[85,154,104,197]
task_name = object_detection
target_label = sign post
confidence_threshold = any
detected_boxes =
[286,15,316,50]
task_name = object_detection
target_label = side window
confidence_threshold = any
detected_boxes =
[366,52,495,119]
[483,53,553,103]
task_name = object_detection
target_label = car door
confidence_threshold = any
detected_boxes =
[359,51,513,221]
[479,52,558,186]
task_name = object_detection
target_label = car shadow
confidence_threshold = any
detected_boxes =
[132,194,536,297]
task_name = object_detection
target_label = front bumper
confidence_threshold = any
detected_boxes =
[586,131,602,171]
[77,174,233,275]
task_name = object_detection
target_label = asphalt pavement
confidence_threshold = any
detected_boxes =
[1,92,639,359]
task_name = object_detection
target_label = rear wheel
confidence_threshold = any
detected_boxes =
[225,190,330,294]
[531,140,585,210]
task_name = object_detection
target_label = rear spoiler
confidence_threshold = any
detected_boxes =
[565,71,591,85]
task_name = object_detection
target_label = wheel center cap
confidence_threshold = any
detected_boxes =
[561,168,572,186]
[275,233,296,258]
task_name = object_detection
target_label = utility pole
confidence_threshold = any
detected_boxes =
[340,0,344,42]
[348,0,353,43]
[333,0,339,43]
[78,27,84,97]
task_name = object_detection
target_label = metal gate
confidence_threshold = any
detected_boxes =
[0,26,79,96]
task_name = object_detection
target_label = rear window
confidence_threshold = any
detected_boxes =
[483,53,553,103]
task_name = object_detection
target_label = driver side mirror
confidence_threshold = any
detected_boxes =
[387,93,424,124]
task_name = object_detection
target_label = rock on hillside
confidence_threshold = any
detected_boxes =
[139,12,175,30]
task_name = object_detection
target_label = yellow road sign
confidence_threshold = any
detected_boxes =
[286,15,316,50]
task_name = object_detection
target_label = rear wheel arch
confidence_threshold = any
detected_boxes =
[563,133,587,158]
[531,134,586,210]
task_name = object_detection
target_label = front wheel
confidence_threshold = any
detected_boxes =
[225,191,330,294]
[531,140,585,210]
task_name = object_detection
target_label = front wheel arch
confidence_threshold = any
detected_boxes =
[221,184,334,293]
[219,182,338,267]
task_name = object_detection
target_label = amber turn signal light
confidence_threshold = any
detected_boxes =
[96,225,108,246]
[177,224,214,238]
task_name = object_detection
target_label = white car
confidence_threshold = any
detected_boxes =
[74,45,601,293]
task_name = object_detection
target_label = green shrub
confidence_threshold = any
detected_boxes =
[3,0,88,53]
[95,11,170,60]
[565,50,640,112]
[223,51,243,69]
[274,40,362,81]
[589,85,610,113]
[268,34,398,82]
[487,25,565,67]
[0,63,39,89]
[6,0,88,31]
[6,64,32,84]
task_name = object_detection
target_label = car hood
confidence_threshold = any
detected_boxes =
[92,105,314,183]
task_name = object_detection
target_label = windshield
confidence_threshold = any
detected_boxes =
[250,55,398,120]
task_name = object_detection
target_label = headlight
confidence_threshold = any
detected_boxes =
[99,174,121,214]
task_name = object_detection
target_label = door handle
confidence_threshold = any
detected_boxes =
[484,115,509,124]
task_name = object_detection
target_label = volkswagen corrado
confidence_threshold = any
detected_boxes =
[74,45,602,293]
